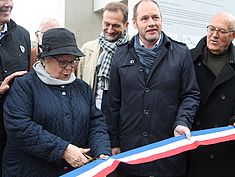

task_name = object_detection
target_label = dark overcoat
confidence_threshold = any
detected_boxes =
[0,19,30,175]
[107,33,200,176]
[187,36,235,177]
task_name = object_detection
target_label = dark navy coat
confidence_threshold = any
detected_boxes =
[107,33,200,176]
[3,71,111,177]
[187,37,235,177]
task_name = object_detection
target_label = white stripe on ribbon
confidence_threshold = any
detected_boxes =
[61,126,235,177]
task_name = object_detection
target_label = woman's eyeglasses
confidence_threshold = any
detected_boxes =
[50,56,80,68]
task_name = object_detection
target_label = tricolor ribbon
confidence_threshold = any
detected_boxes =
[61,126,235,177]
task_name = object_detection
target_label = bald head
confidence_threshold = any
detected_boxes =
[211,12,235,30]
[36,18,60,45]
[38,18,60,32]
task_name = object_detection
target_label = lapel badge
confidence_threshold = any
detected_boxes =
[20,45,25,53]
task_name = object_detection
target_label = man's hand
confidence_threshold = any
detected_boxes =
[112,147,121,155]
[174,125,191,140]
[98,154,109,159]
[0,71,27,95]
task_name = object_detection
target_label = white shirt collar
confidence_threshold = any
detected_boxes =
[139,32,162,48]
[0,23,8,40]
[0,23,7,33]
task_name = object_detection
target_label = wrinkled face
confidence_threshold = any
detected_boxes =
[133,1,162,48]
[42,54,79,81]
[102,10,128,42]
[0,0,13,26]
[207,15,235,54]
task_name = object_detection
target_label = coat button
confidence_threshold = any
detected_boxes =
[220,95,226,100]
[196,121,200,126]
[145,88,149,93]
[139,66,144,72]
[61,85,65,88]
[66,114,71,119]
[209,153,215,159]
[144,109,149,115]
[143,132,148,136]
[62,91,66,96]
[197,61,202,66]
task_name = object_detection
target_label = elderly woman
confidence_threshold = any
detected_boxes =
[2,28,111,177]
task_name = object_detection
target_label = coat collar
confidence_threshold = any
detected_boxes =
[6,19,17,33]
[128,32,172,50]
[191,36,206,62]
[123,32,173,84]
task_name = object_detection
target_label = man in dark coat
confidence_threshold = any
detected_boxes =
[0,0,30,175]
[107,0,200,177]
[187,12,235,177]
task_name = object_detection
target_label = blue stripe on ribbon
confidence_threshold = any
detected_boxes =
[61,126,235,177]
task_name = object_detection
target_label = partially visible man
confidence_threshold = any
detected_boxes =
[30,18,60,70]
[187,12,235,177]
[107,0,200,177]
[0,0,30,175]
[77,2,129,115]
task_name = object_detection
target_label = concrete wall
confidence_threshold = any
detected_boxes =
[65,0,102,47]
[94,0,122,11]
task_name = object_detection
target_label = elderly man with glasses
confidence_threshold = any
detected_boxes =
[187,12,235,177]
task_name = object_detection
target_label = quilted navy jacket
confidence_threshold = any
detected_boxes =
[2,71,111,177]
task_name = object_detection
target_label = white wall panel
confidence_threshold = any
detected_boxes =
[128,0,235,48]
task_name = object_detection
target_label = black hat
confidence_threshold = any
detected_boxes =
[39,28,84,58]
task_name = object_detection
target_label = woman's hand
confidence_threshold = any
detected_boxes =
[63,144,90,168]
[112,147,121,155]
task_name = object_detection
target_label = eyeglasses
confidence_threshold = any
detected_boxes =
[50,56,80,68]
[207,25,234,35]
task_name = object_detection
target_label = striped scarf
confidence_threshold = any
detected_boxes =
[97,31,129,90]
